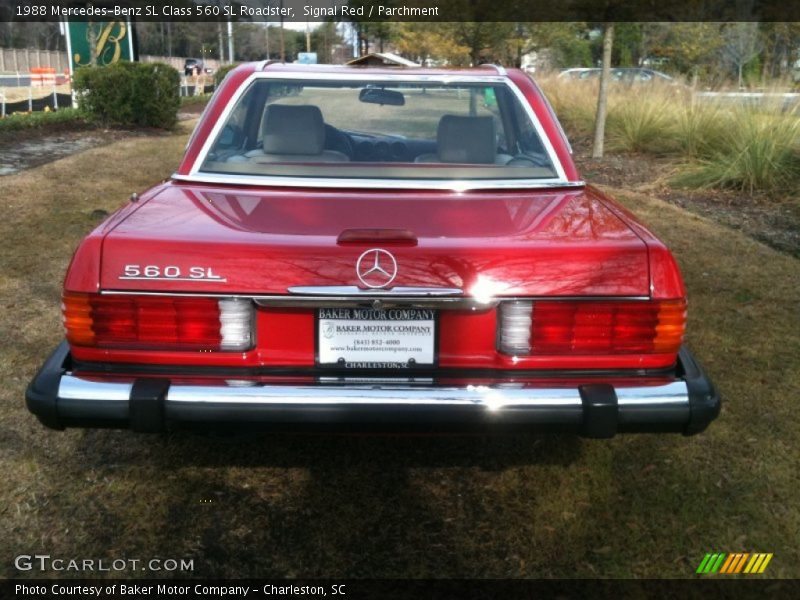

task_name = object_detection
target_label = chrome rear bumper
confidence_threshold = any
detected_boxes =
[27,342,720,437]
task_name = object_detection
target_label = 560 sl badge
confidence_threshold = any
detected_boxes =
[119,264,226,282]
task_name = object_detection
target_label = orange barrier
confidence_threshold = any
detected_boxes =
[31,67,56,87]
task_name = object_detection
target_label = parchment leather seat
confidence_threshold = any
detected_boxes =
[228,104,348,163]
[414,115,512,165]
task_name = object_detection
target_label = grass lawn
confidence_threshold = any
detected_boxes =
[0,122,798,579]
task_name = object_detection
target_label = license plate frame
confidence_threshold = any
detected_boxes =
[316,307,438,370]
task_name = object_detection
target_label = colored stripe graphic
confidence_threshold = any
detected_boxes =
[744,554,761,573]
[698,553,773,574]
[696,554,713,573]
[734,553,750,573]
[719,554,735,573]
[697,553,727,573]
[758,554,773,573]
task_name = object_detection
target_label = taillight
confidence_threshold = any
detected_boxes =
[62,293,254,351]
[498,299,686,356]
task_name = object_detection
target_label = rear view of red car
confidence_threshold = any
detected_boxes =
[26,63,720,437]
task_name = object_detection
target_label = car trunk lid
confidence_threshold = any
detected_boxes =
[99,183,650,297]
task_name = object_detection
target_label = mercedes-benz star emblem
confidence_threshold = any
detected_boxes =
[356,248,398,289]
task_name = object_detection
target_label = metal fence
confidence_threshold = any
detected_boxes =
[0,48,69,73]
[1,48,224,75]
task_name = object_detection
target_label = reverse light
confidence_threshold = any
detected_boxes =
[498,301,533,355]
[62,293,254,352]
[498,299,686,356]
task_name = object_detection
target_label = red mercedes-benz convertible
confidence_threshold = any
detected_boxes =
[27,63,719,437]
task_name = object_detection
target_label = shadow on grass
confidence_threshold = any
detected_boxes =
[17,431,583,577]
[77,429,583,470]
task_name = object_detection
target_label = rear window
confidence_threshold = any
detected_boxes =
[199,78,559,182]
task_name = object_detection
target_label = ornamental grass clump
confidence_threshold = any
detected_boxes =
[606,85,678,154]
[673,105,800,192]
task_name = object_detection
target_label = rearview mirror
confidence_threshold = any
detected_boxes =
[358,87,405,106]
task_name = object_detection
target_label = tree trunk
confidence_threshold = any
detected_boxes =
[592,23,614,159]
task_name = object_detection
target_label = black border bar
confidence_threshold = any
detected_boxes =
[2,0,800,23]
[4,579,800,599]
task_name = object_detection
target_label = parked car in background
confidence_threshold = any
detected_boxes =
[27,63,720,437]
[557,68,594,80]
[184,58,205,76]
[559,67,674,84]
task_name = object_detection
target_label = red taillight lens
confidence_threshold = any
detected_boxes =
[499,299,686,356]
[62,293,253,351]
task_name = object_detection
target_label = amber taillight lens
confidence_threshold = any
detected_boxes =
[62,292,253,351]
[499,299,686,356]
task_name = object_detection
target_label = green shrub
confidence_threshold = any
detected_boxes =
[214,63,239,87]
[73,61,180,129]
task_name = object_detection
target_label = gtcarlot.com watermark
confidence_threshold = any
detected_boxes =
[14,554,194,573]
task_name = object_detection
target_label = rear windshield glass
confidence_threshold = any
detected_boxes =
[199,78,559,181]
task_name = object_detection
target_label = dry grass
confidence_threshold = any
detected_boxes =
[0,125,798,579]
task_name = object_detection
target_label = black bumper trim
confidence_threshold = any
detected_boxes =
[130,378,169,433]
[579,384,618,439]
[25,340,70,431]
[679,347,722,435]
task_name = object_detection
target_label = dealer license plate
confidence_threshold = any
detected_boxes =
[317,307,436,369]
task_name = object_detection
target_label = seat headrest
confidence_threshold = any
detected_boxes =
[262,104,325,155]
[437,115,497,164]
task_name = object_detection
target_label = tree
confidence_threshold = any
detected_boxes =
[721,22,762,88]
[394,24,470,66]
[756,23,800,81]
[592,23,614,159]
[645,23,725,83]
[531,23,593,69]
[310,22,344,64]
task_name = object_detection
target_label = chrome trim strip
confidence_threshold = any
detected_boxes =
[166,384,585,409]
[287,286,463,297]
[480,63,508,76]
[97,290,650,310]
[253,296,495,309]
[183,70,578,191]
[616,382,689,405]
[97,290,649,308]
[172,172,586,192]
[59,376,132,402]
